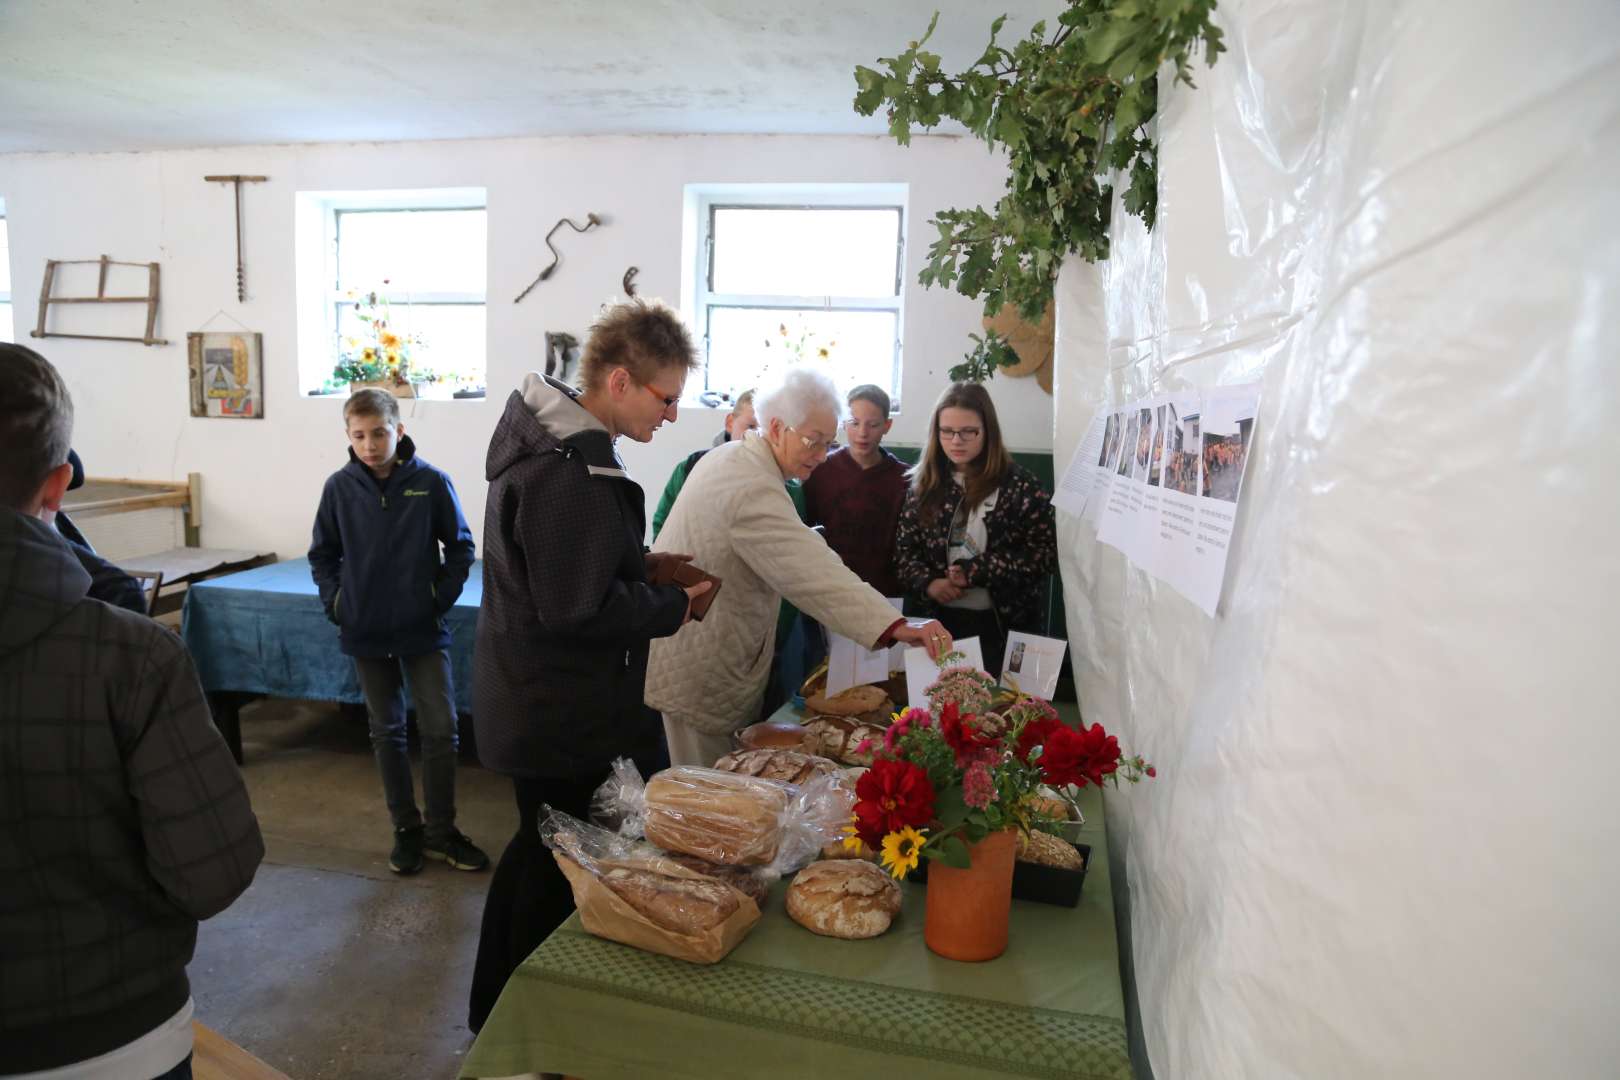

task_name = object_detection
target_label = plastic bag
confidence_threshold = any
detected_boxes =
[593,757,854,875]
[539,807,764,964]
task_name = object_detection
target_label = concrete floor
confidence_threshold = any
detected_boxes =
[190,698,520,1080]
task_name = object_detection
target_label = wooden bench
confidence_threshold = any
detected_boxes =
[192,1022,292,1080]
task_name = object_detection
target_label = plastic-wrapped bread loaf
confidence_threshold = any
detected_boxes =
[657,852,772,907]
[596,866,741,933]
[642,769,792,866]
[595,758,855,874]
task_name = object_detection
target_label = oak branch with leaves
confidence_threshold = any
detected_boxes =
[854,1,1225,332]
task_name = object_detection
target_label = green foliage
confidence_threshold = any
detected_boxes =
[854,1,1226,322]
[948,329,1021,382]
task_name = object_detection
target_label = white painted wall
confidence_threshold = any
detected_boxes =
[1053,1,1619,1077]
[0,134,1051,558]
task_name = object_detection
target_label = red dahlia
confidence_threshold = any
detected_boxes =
[1039,722,1121,789]
[853,758,936,848]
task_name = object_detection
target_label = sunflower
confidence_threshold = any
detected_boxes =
[840,818,864,853]
[880,826,926,880]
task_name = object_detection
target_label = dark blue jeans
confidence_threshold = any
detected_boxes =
[353,650,459,842]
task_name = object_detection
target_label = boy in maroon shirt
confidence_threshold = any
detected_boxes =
[803,384,908,597]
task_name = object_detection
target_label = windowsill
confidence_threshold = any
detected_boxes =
[304,389,487,400]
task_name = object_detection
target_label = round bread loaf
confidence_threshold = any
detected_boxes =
[735,720,812,751]
[786,859,902,939]
[804,684,891,717]
[1017,830,1086,871]
[712,747,843,786]
[803,716,886,766]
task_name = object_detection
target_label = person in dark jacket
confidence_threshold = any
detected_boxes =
[53,447,150,615]
[309,388,485,876]
[894,381,1057,677]
[468,297,710,1031]
[0,342,263,1079]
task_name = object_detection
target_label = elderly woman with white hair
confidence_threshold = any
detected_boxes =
[646,367,954,765]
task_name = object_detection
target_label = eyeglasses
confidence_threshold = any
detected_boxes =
[637,382,680,410]
[786,426,836,454]
[939,426,983,442]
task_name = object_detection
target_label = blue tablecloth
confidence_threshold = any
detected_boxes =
[181,557,482,712]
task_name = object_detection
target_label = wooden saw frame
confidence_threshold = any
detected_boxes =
[31,255,168,346]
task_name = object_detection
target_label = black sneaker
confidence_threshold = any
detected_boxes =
[424,828,489,871]
[390,825,425,875]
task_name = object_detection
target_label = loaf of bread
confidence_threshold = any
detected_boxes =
[712,748,843,786]
[642,768,792,866]
[819,835,879,862]
[803,716,887,766]
[1017,830,1086,871]
[592,864,742,934]
[657,852,772,907]
[735,720,813,751]
[805,683,891,717]
[786,860,902,939]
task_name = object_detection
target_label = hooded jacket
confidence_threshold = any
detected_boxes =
[308,434,476,658]
[0,509,263,1072]
[473,374,689,778]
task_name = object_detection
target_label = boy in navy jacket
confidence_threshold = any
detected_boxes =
[309,389,486,874]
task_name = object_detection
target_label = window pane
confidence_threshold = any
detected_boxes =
[706,307,897,402]
[711,208,899,298]
[337,209,486,294]
[0,303,12,344]
[338,303,486,385]
[0,219,10,293]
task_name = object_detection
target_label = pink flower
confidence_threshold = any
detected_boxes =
[855,737,874,756]
[883,707,935,753]
[962,760,996,810]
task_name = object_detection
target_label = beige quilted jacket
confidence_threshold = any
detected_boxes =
[645,433,902,734]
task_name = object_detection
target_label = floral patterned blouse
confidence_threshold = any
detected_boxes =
[892,462,1058,632]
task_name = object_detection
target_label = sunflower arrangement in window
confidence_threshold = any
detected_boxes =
[845,652,1155,881]
[756,317,836,388]
[331,285,424,398]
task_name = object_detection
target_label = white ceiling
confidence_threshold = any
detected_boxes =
[0,0,1059,154]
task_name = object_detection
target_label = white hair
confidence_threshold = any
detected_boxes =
[754,367,842,433]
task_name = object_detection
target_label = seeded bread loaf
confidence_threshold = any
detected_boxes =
[1017,830,1087,871]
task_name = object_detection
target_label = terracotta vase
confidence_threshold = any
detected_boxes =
[923,828,1017,962]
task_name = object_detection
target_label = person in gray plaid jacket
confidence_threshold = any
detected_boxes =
[0,343,264,1080]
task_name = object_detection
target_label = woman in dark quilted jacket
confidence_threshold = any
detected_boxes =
[893,382,1057,677]
[467,298,710,1032]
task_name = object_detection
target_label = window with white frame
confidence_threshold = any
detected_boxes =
[0,209,13,344]
[691,186,905,407]
[296,188,487,396]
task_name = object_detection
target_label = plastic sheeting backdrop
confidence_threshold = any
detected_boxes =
[1050,1,1619,1076]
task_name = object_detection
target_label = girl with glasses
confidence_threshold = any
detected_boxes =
[894,381,1057,677]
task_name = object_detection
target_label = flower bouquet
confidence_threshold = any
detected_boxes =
[845,654,1153,959]
[331,285,424,397]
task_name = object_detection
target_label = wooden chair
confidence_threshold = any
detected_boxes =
[126,568,164,617]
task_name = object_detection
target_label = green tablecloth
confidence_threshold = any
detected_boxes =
[461,775,1131,1080]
